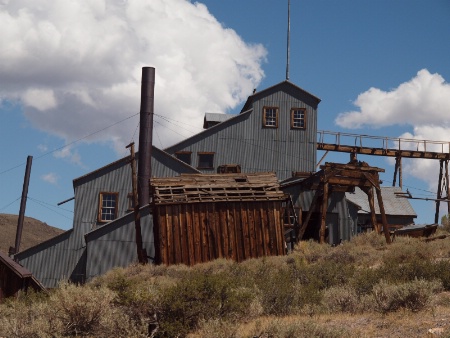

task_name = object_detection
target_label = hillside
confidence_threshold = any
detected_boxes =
[0,213,65,254]
[2,231,450,337]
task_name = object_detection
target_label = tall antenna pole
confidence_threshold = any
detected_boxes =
[286,0,291,81]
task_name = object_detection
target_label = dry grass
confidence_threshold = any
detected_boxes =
[3,229,450,337]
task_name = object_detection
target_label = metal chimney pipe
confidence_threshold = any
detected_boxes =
[137,67,155,207]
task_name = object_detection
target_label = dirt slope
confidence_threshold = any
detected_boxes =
[0,213,65,254]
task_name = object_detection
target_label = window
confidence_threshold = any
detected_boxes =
[98,192,118,222]
[263,106,278,128]
[198,152,215,169]
[175,151,192,165]
[291,108,306,129]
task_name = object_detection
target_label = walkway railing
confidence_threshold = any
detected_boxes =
[317,130,450,155]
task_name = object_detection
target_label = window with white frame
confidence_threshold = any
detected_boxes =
[263,106,279,128]
[291,108,306,129]
[98,192,118,222]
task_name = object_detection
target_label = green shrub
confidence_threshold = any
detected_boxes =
[254,266,300,315]
[350,267,382,296]
[322,285,360,313]
[157,271,254,337]
[372,279,442,314]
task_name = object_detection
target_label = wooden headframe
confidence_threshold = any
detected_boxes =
[296,160,391,244]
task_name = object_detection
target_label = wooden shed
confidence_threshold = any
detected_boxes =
[151,173,289,265]
[0,251,44,302]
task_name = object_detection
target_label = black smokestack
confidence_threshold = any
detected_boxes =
[138,67,155,206]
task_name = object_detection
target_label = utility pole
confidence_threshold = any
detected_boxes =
[10,155,32,258]
[126,142,147,264]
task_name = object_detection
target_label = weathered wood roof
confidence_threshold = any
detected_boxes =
[151,172,287,204]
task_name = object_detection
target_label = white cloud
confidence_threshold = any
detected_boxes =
[0,0,266,153]
[54,147,83,167]
[335,69,450,206]
[41,172,58,185]
[335,69,450,129]
[22,88,57,111]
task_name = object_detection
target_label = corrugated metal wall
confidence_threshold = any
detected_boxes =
[16,148,199,288]
[165,83,318,180]
[85,206,154,281]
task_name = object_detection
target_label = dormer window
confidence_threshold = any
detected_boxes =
[263,106,278,128]
[291,108,306,129]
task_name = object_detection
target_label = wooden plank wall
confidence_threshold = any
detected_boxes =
[154,200,285,265]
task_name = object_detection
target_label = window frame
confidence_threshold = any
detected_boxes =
[98,192,119,223]
[291,108,307,129]
[262,106,279,128]
[175,151,192,165]
[197,152,215,169]
[127,192,135,212]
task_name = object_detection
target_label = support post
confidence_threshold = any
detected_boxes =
[127,142,147,264]
[445,160,450,216]
[363,186,379,234]
[375,185,392,244]
[435,160,444,224]
[319,182,329,244]
[393,155,399,187]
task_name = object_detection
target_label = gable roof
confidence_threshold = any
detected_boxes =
[0,250,32,278]
[345,187,417,217]
[73,146,200,185]
[240,80,321,113]
[164,108,253,152]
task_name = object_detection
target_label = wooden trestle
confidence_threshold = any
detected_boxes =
[296,161,392,244]
[317,131,450,223]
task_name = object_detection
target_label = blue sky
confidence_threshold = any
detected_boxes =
[1,0,450,230]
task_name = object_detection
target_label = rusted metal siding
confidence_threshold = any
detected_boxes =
[165,82,319,181]
[154,201,285,265]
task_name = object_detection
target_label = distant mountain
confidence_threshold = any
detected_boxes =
[0,213,65,254]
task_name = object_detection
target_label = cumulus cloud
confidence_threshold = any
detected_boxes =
[335,69,450,129]
[335,69,450,204]
[1,0,266,154]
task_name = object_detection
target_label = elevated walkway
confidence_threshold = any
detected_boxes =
[317,130,450,159]
[316,130,450,223]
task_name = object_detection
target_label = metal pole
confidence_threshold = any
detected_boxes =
[286,0,291,80]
